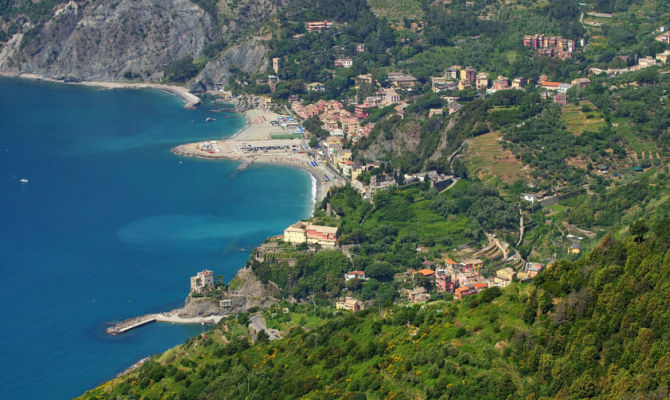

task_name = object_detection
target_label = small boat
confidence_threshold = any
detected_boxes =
[19,178,28,183]
[205,117,215,122]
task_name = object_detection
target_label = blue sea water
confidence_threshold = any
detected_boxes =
[0,78,312,399]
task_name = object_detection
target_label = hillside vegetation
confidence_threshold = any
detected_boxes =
[79,221,670,399]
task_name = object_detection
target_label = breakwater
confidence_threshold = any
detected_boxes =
[106,312,225,335]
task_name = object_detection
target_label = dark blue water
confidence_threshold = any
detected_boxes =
[0,78,312,399]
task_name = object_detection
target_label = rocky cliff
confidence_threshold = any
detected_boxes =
[0,0,284,85]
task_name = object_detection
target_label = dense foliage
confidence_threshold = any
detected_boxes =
[79,222,670,399]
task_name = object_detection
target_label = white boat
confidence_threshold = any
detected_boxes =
[19,178,28,183]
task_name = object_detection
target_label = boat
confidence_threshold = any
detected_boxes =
[19,178,28,183]
[205,117,215,122]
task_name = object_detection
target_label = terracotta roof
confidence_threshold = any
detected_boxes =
[541,81,562,87]
[416,268,435,276]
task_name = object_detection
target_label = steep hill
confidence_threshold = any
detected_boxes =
[78,222,670,399]
[0,0,285,85]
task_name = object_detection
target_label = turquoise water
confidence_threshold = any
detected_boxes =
[0,78,312,399]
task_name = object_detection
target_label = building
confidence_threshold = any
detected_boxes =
[656,50,670,64]
[526,262,544,278]
[493,76,509,91]
[190,270,214,293]
[463,67,477,83]
[407,287,431,303]
[283,221,338,248]
[272,57,281,74]
[431,76,457,93]
[655,32,670,43]
[307,82,325,92]
[512,77,527,89]
[382,89,401,104]
[638,57,657,68]
[445,67,460,80]
[336,297,363,311]
[476,73,489,90]
[554,93,567,105]
[334,58,353,68]
[435,268,454,293]
[494,267,516,287]
[387,73,418,89]
[571,78,591,88]
[569,243,582,254]
[306,21,333,32]
[455,286,477,299]
[462,259,483,270]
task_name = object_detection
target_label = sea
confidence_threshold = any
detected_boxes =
[0,77,312,399]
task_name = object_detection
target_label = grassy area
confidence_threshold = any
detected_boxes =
[560,103,606,136]
[367,0,424,27]
[271,134,303,139]
[463,131,528,184]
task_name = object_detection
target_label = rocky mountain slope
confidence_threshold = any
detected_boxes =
[0,0,284,85]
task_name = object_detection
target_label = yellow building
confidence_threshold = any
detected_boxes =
[283,222,308,244]
[336,297,363,311]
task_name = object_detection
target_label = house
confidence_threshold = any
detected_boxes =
[655,32,670,43]
[382,89,401,104]
[306,21,333,32]
[493,76,509,90]
[354,104,374,119]
[444,256,459,268]
[463,67,477,83]
[494,267,516,287]
[540,81,562,91]
[336,297,363,311]
[656,50,670,64]
[431,76,457,93]
[455,286,477,299]
[356,74,374,85]
[435,268,454,293]
[445,67,460,80]
[526,262,544,277]
[638,57,657,68]
[476,73,489,90]
[571,78,591,88]
[415,268,435,277]
[407,287,431,303]
[387,72,418,89]
[554,93,567,105]
[307,82,325,92]
[355,43,367,54]
[569,243,582,254]
[522,193,538,203]
[511,77,527,89]
[334,58,353,68]
[190,270,214,293]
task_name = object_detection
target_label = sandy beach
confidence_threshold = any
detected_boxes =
[173,107,345,204]
[0,71,201,108]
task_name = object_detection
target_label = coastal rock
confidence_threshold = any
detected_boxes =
[3,0,217,80]
[194,37,269,91]
[0,0,286,82]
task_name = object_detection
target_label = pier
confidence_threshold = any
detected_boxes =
[106,312,225,335]
[106,314,159,335]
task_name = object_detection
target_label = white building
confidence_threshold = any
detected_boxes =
[190,270,214,293]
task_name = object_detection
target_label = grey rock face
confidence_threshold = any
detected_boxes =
[195,37,268,90]
[13,0,216,80]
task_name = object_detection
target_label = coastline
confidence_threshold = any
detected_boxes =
[0,71,201,108]
[173,107,344,206]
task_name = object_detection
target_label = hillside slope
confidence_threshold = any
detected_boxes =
[79,221,670,399]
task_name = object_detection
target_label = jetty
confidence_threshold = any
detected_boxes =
[106,314,159,335]
[106,312,225,335]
